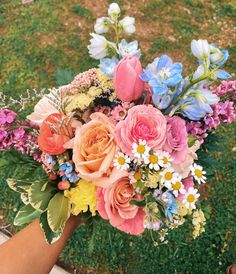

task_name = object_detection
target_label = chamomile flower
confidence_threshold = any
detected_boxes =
[160,167,176,188]
[132,139,150,159]
[113,152,131,171]
[129,169,143,183]
[144,151,163,171]
[183,187,200,209]
[160,151,173,167]
[171,175,186,197]
[190,163,206,184]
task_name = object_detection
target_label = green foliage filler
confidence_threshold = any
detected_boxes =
[0,1,235,273]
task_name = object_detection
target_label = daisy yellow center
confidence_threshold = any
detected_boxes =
[163,157,168,164]
[118,157,125,165]
[149,154,158,164]
[187,194,195,203]
[134,171,142,181]
[137,144,145,154]
[164,172,173,181]
[195,169,202,178]
[172,181,181,190]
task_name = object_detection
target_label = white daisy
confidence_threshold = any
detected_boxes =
[171,175,186,197]
[183,187,200,209]
[190,163,207,184]
[129,170,143,183]
[113,152,131,171]
[144,151,163,171]
[159,151,173,167]
[132,139,150,159]
[160,167,176,189]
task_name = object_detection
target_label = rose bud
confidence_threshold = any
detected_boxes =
[114,56,144,102]
[49,173,57,181]
[57,180,70,190]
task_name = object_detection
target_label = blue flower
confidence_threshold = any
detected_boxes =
[59,162,73,175]
[177,87,219,120]
[210,44,229,67]
[59,162,80,183]
[140,55,183,95]
[118,39,141,58]
[45,155,55,165]
[99,56,119,77]
[165,197,178,221]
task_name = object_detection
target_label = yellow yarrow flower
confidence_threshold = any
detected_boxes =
[64,179,96,216]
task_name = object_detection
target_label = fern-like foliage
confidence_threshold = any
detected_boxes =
[0,148,47,181]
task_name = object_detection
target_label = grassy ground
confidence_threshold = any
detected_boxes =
[0,0,236,273]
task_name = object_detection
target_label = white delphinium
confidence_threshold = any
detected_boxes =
[94,17,110,34]
[119,16,136,35]
[88,33,117,60]
[108,3,120,19]
[191,39,210,66]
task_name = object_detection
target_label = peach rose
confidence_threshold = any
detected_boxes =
[38,113,73,155]
[115,104,167,155]
[96,176,145,235]
[73,112,120,187]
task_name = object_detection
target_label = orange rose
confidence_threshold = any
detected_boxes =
[73,112,121,187]
[38,113,73,155]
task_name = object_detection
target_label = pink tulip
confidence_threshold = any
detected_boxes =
[114,56,144,102]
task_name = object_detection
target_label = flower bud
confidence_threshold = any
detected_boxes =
[49,173,57,181]
[58,180,70,190]
[114,56,144,102]
[108,3,120,19]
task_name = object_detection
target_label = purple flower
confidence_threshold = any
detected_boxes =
[0,109,17,125]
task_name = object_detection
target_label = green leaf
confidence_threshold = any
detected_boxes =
[55,68,75,86]
[21,192,29,205]
[40,212,62,244]
[29,181,57,212]
[7,178,32,193]
[47,193,71,233]
[14,204,41,226]
[130,199,146,207]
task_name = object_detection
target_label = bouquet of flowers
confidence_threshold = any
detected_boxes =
[1,3,235,244]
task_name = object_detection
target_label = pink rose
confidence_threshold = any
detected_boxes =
[164,116,188,164]
[114,56,144,102]
[173,140,201,178]
[73,112,120,187]
[115,105,166,155]
[96,176,145,235]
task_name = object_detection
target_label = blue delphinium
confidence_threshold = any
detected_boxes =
[140,55,183,95]
[118,39,141,58]
[99,56,119,77]
[176,87,219,120]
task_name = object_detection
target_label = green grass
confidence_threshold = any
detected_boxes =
[0,0,235,273]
